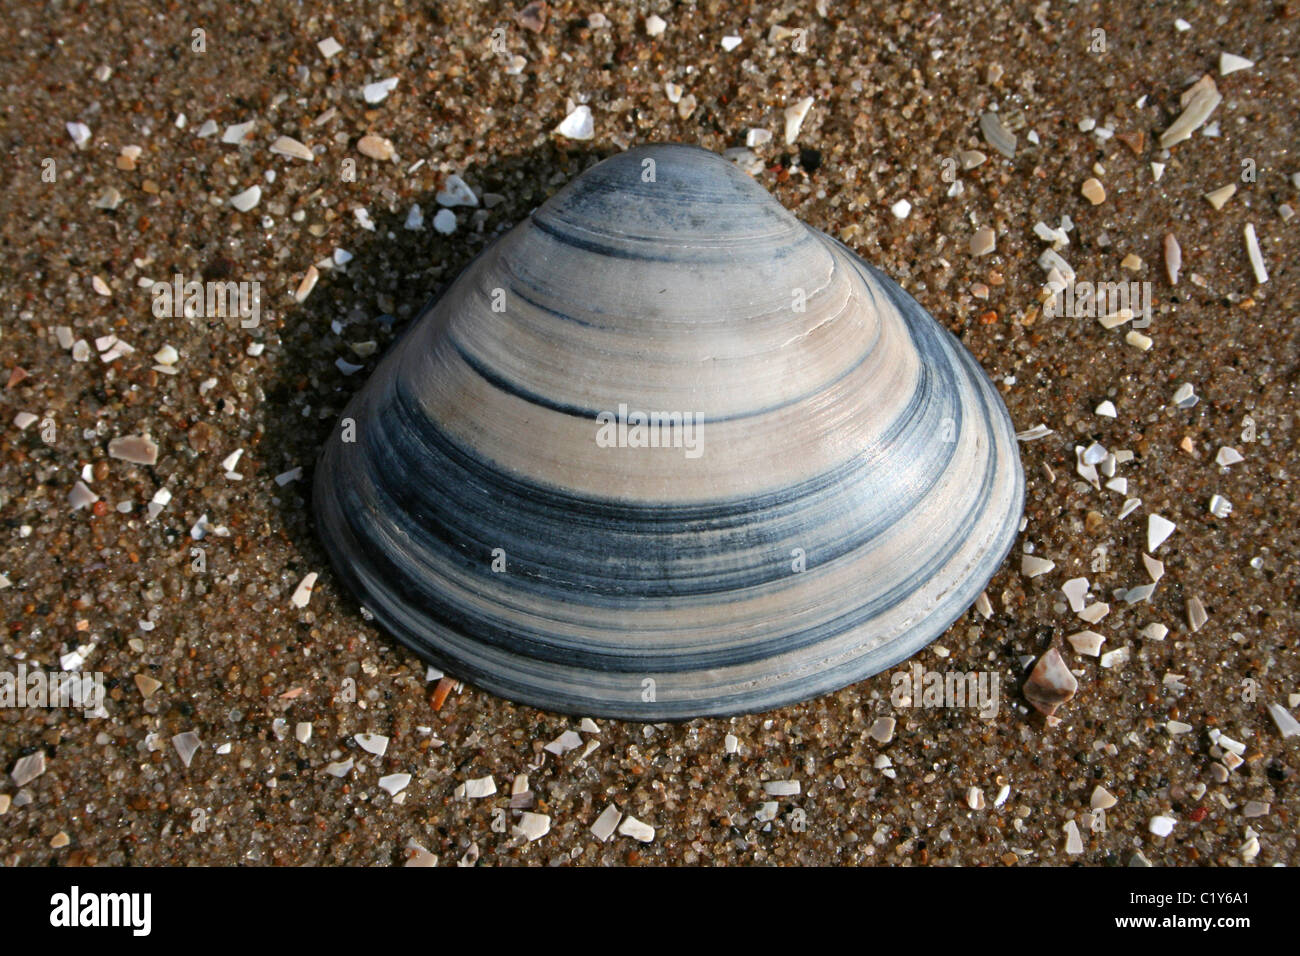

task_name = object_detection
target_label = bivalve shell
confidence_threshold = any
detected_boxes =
[314,144,1023,719]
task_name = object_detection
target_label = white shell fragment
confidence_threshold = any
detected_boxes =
[229,185,262,212]
[1064,820,1084,855]
[1204,184,1236,209]
[378,773,411,796]
[312,145,1024,719]
[1099,646,1130,669]
[979,112,1016,158]
[172,731,201,768]
[1062,577,1089,613]
[1160,76,1222,148]
[1163,233,1181,285]
[617,815,656,842]
[783,96,815,144]
[1244,224,1268,284]
[1015,424,1054,441]
[1266,703,1300,739]
[355,732,389,756]
[67,121,92,148]
[10,751,46,786]
[1216,447,1244,467]
[403,840,438,866]
[1067,630,1106,656]
[363,77,399,104]
[513,812,551,841]
[222,120,255,145]
[1091,787,1117,811]
[436,174,478,208]
[1141,623,1169,642]
[763,780,801,796]
[1149,815,1177,837]
[68,481,98,511]
[108,434,159,466]
[290,572,318,608]
[544,730,583,755]
[1147,514,1176,553]
[270,135,314,162]
[591,804,623,841]
[1219,52,1254,75]
[1021,555,1056,578]
[555,105,594,140]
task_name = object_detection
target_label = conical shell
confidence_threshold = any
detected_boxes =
[314,144,1024,719]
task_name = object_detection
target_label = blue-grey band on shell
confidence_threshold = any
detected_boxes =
[313,144,1024,719]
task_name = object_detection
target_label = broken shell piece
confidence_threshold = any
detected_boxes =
[1219,52,1254,76]
[1215,447,1244,467]
[108,435,159,466]
[1160,75,1222,148]
[1147,514,1176,553]
[1266,703,1300,739]
[1091,786,1117,811]
[591,804,622,841]
[617,814,655,842]
[979,112,1016,158]
[1023,648,1078,717]
[1140,623,1169,641]
[229,185,262,212]
[1149,815,1176,837]
[1125,330,1153,351]
[1062,577,1089,613]
[270,135,314,162]
[436,174,478,208]
[1021,554,1056,578]
[290,572,318,608]
[783,96,814,145]
[1244,224,1268,284]
[555,105,594,140]
[1203,184,1236,209]
[1163,234,1181,286]
[513,811,551,841]
[1066,630,1106,656]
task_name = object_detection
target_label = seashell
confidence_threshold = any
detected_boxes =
[313,144,1023,720]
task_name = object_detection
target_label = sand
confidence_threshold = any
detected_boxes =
[0,1,1296,866]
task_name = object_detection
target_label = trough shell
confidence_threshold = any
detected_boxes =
[313,144,1024,719]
